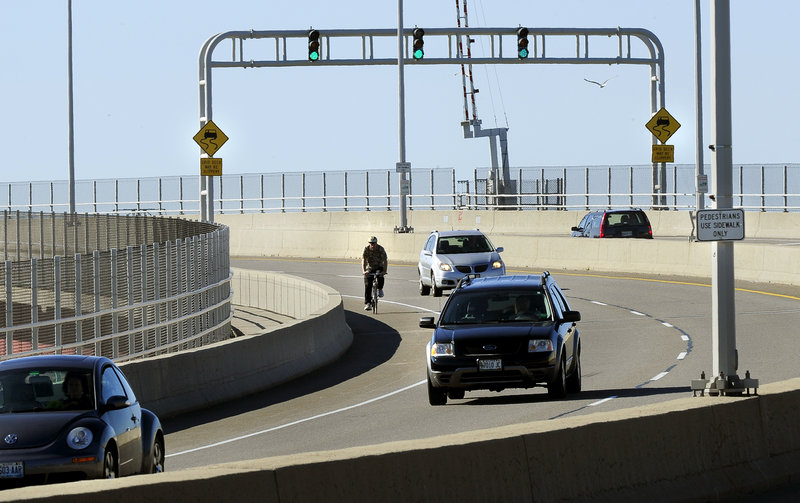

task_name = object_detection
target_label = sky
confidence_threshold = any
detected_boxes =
[1,1,798,184]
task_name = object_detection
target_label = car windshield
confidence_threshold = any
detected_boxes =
[436,235,493,254]
[441,290,551,325]
[0,368,95,413]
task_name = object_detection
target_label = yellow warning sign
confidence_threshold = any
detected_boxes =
[193,120,229,157]
[200,157,222,176]
[651,144,674,163]
[645,108,681,144]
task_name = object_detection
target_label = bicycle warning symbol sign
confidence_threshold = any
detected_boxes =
[645,107,681,144]
[193,120,229,157]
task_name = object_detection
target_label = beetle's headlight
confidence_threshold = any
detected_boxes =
[491,260,503,269]
[66,427,93,450]
[438,263,452,272]
[431,343,454,357]
[528,339,553,353]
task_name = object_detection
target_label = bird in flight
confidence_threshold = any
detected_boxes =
[584,77,614,88]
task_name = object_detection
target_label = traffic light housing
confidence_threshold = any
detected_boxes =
[516,27,529,59]
[308,29,320,61]
[412,28,424,60]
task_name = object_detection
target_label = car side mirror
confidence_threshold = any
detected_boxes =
[495,246,504,253]
[102,395,131,411]
[419,316,436,328]
[561,310,581,323]
[422,250,432,257]
[571,226,581,232]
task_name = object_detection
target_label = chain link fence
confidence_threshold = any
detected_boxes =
[1,212,231,362]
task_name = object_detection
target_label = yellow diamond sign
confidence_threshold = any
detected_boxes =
[193,120,228,157]
[645,107,680,144]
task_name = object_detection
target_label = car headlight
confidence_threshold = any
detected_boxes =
[491,260,503,269]
[528,339,553,353]
[66,427,93,450]
[431,343,454,357]
[438,263,452,272]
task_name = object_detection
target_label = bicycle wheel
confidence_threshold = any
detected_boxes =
[372,286,378,314]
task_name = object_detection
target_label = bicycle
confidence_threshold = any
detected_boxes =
[366,271,383,314]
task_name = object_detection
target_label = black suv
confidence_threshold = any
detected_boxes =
[570,208,653,238]
[419,273,581,406]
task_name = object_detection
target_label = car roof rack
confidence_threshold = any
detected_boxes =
[456,273,481,289]
[541,270,551,282]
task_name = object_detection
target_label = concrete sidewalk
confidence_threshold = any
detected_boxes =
[230,304,297,337]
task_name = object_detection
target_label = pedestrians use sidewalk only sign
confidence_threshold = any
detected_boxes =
[696,209,745,241]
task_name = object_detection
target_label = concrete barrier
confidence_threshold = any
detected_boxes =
[217,210,800,287]
[5,379,800,502]
[118,269,353,418]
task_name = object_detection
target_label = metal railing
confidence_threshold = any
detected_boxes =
[1,212,232,362]
[3,164,800,215]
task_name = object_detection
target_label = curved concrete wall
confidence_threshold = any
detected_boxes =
[217,209,800,287]
[118,269,353,419]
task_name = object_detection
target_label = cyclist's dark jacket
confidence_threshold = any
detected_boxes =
[362,245,387,271]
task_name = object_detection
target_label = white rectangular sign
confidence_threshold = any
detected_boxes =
[696,209,745,241]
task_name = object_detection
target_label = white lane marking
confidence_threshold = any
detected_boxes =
[661,322,673,328]
[589,396,617,407]
[681,335,690,341]
[591,301,608,306]
[167,380,427,458]
[342,295,441,314]
[630,310,645,316]
[651,371,669,381]
[677,352,687,360]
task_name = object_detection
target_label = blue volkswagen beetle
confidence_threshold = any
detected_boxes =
[0,355,164,487]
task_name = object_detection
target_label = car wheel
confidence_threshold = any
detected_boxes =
[547,354,567,399]
[150,436,165,473]
[431,273,443,297]
[447,389,465,400]
[566,347,582,394]
[427,376,447,406]
[103,448,118,479]
[419,270,431,296]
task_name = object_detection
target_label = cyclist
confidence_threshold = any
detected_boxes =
[361,236,388,310]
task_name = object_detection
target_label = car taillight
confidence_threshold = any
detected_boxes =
[599,213,609,238]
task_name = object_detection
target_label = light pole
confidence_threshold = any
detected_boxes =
[67,0,76,215]
[695,0,705,212]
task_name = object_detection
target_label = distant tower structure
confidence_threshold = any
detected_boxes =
[455,0,513,201]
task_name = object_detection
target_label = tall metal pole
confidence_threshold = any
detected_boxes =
[710,0,737,381]
[695,0,705,212]
[67,0,76,215]
[396,0,409,231]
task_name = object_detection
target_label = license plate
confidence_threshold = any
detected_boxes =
[478,358,502,371]
[0,462,24,479]
[621,231,633,237]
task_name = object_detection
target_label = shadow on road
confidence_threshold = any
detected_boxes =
[163,310,400,434]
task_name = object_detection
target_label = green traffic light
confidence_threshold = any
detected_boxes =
[518,48,528,59]
[412,27,424,60]
[308,29,320,62]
